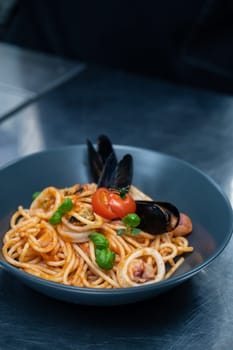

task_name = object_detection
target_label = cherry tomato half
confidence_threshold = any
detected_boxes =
[92,187,136,220]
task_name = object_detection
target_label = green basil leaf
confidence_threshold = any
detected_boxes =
[95,248,115,270]
[58,198,73,214]
[89,232,109,250]
[49,211,62,225]
[122,213,141,228]
[48,198,73,225]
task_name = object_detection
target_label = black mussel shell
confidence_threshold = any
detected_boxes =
[87,135,117,183]
[97,152,118,188]
[97,135,116,164]
[136,200,180,234]
[87,139,103,183]
[110,154,133,189]
[98,153,133,188]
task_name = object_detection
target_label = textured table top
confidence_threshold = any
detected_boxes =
[1,61,233,349]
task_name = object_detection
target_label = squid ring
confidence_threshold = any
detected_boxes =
[30,187,62,219]
[117,247,165,287]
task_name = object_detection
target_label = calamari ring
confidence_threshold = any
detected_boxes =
[61,212,104,233]
[117,247,165,287]
[56,224,91,243]
[29,187,62,219]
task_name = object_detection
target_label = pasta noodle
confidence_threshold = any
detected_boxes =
[2,183,194,288]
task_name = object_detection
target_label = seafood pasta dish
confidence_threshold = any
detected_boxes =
[1,136,193,288]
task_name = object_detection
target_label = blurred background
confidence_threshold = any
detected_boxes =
[1,0,233,95]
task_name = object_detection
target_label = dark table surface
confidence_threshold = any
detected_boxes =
[0,43,85,121]
[1,46,233,350]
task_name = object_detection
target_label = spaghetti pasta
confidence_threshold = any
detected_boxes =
[2,183,194,288]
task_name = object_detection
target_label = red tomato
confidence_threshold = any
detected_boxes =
[92,187,136,220]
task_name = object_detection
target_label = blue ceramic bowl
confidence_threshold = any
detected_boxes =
[0,145,232,305]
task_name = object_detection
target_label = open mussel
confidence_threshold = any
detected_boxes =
[136,201,180,234]
[87,135,180,234]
